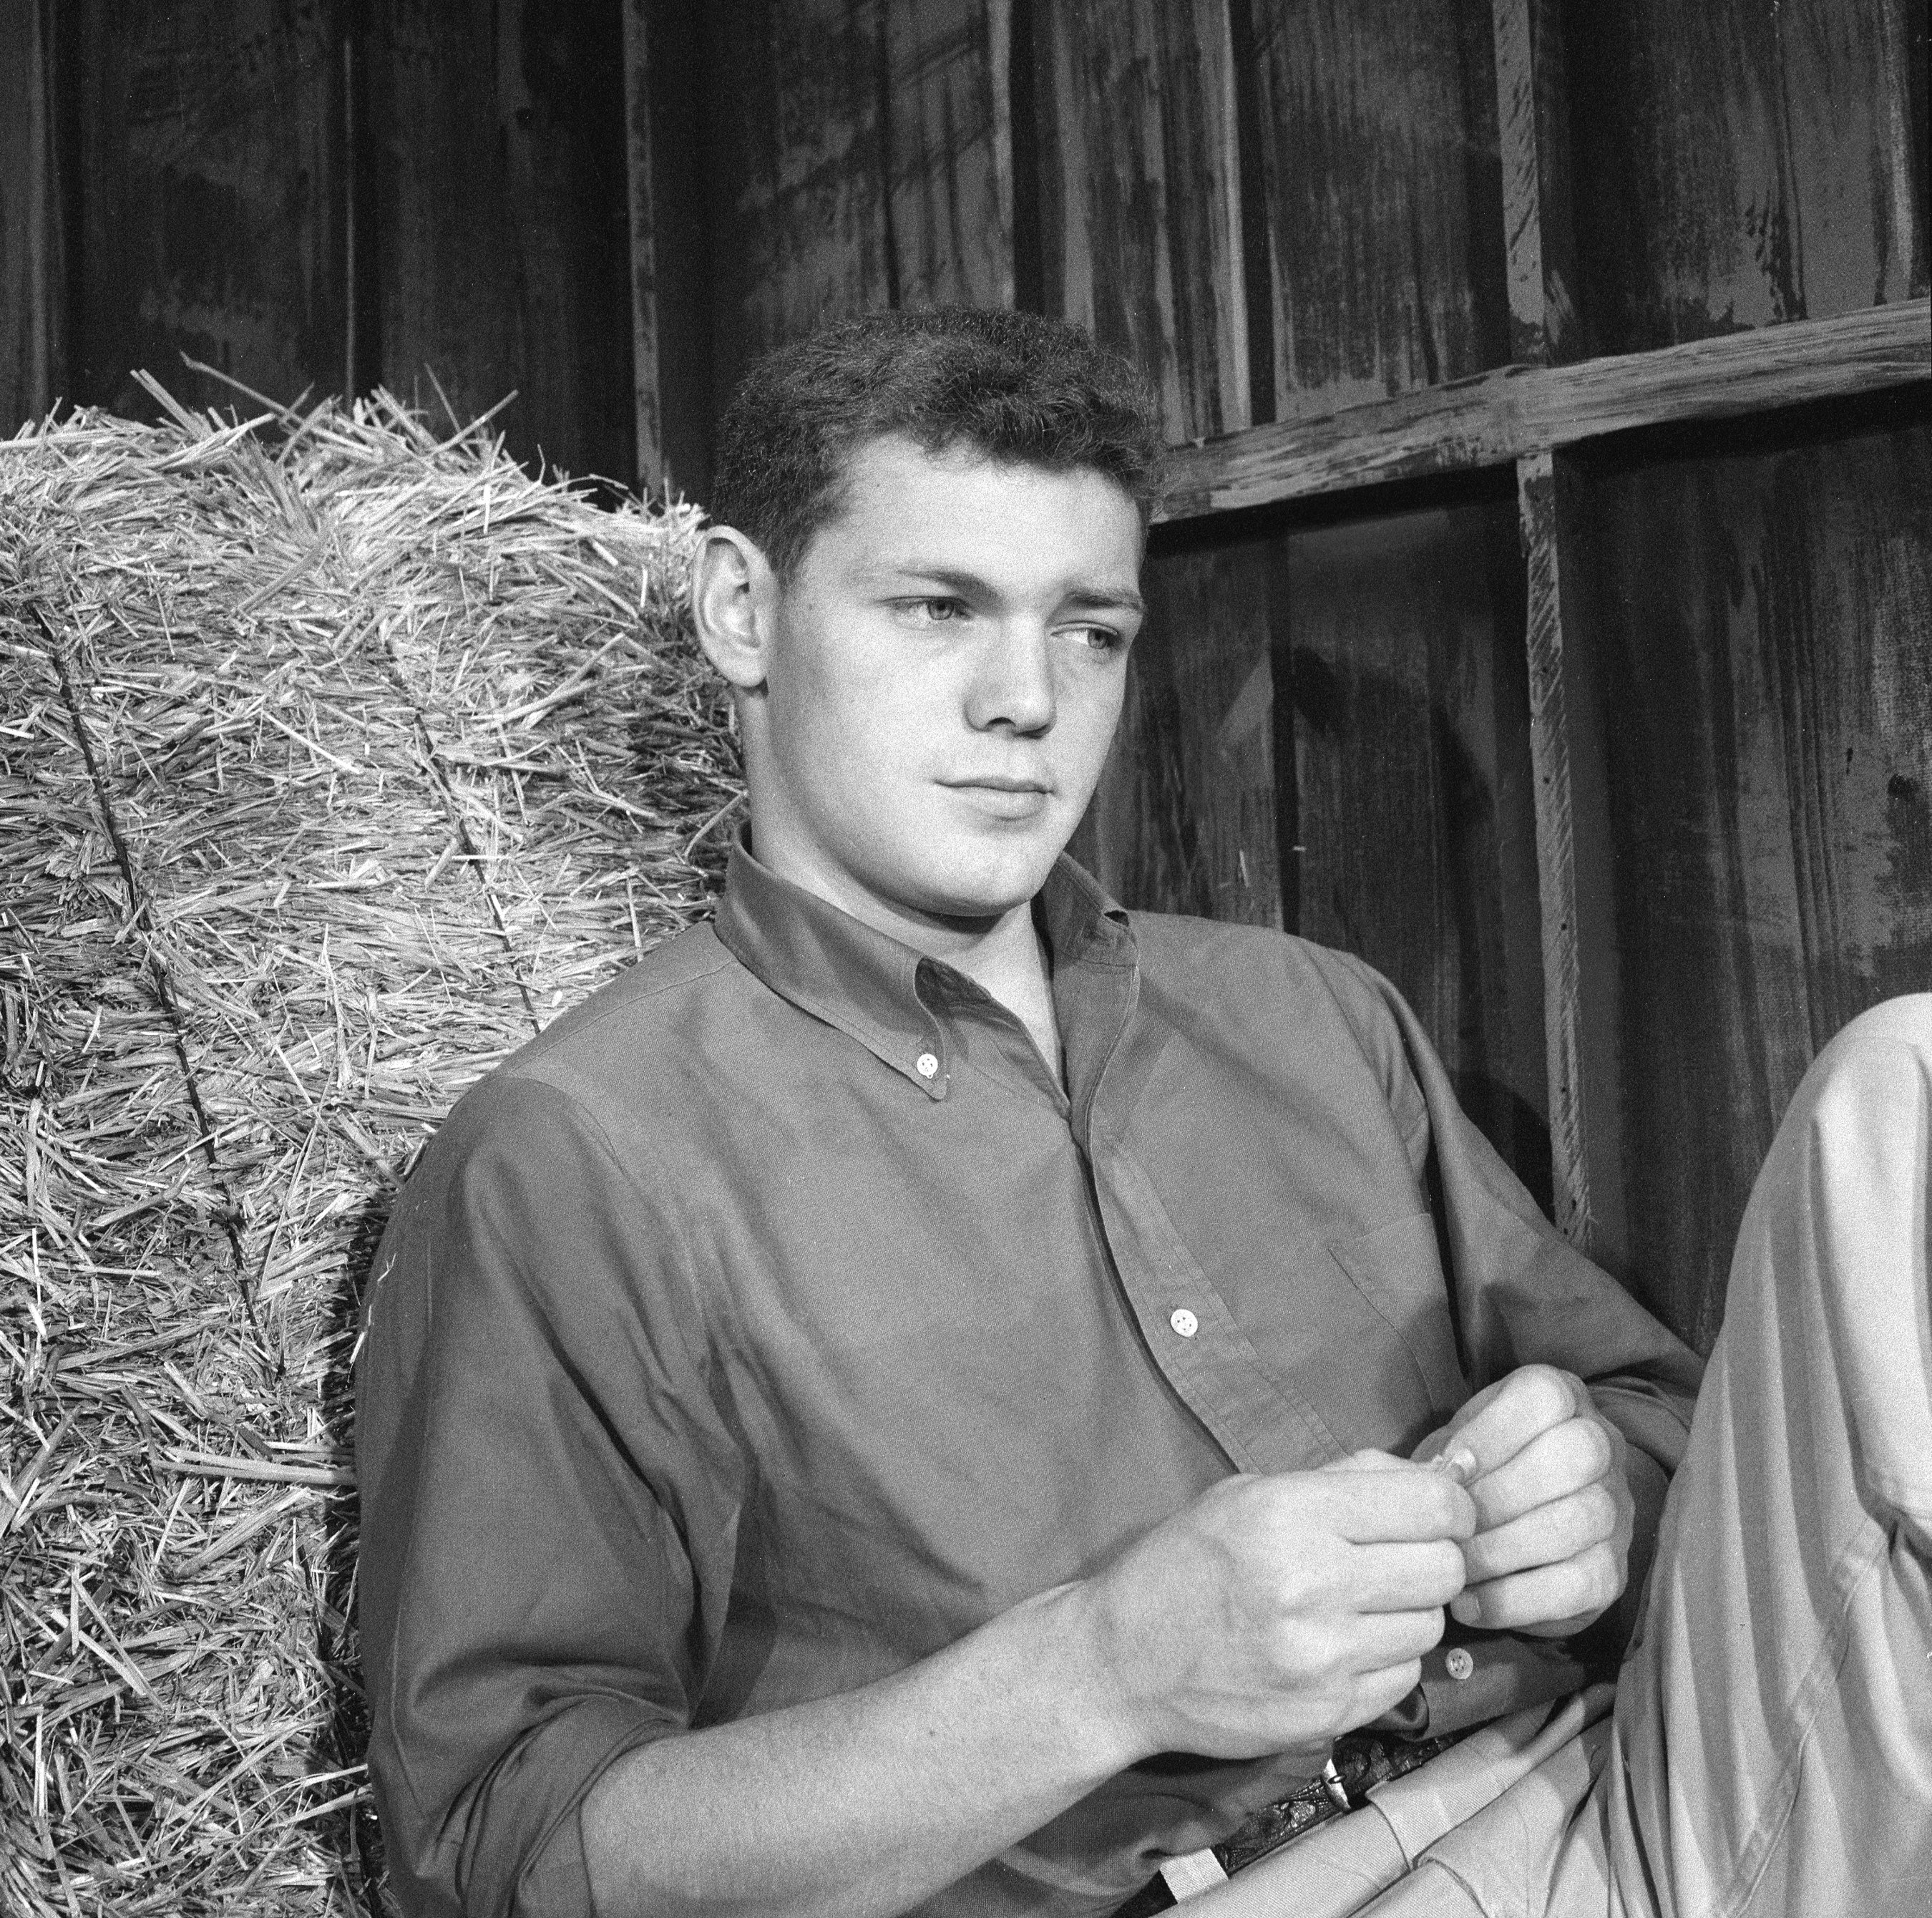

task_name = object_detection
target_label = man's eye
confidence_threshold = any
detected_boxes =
[1065,623,1123,653]
[903,597,967,624]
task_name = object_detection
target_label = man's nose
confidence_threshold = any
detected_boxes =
[964,622,1055,734]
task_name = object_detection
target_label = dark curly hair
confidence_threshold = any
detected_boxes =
[708,307,1166,581]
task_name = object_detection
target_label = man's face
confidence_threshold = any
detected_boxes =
[745,434,1146,935]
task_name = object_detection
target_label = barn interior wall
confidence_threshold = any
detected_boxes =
[2,0,1928,1353]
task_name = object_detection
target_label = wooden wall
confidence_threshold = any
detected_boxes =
[0,0,635,486]
[1560,393,1932,1346]
[3,0,1928,1351]
[622,0,1929,1350]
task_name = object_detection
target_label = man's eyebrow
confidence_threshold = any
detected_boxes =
[1063,585,1146,616]
[865,563,1145,615]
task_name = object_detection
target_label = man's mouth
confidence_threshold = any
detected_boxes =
[942,776,1055,819]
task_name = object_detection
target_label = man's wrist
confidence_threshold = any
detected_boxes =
[1020,1577,1156,1779]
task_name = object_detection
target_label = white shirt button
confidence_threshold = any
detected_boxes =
[1445,1647,1475,1683]
[1169,1308,1199,1338]
[914,1052,940,1079]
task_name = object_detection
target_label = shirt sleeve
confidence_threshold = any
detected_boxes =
[355,1071,741,1918]
[1319,948,1706,1477]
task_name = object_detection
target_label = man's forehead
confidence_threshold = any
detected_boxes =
[819,434,1144,570]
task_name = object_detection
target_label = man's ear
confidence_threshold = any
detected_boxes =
[692,527,778,692]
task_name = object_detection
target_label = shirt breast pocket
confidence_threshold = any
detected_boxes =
[1327,1212,1468,1422]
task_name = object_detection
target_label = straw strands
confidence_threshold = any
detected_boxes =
[1,384,733,1913]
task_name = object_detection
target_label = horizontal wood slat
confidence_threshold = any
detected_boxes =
[1158,297,1931,520]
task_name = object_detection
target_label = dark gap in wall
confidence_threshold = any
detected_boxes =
[1226,0,1277,424]
[1457,0,1512,373]
[1266,537,1299,935]
[1574,381,1932,479]
[872,0,902,310]
[345,0,383,401]
[650,0,716,503]
[1908,0,1930,296]
[1150,461,1518,555]
[49,0,85,410]
[1007,0,1044,313]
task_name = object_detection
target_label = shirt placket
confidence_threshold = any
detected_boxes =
[1066,958,1347,1478]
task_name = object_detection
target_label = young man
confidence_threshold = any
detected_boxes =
[355,310,1928,1918]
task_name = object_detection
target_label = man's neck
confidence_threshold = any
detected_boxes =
[945,905,1063,1084]
[746,829,1064,1083]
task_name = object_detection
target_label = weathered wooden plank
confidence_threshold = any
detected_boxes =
[1563,0,1928,354]
[1282,495,1550,1200]
[620,0,664,493]
[376,0,635,485]
[62,0,348,422]
[1489,0,1580,364]
[0,0,62,429]
[1517,450,1621,1255]
[1246,0,1510,418]
[705,0,1012,410]
[1034,0,1249,442]
[1158,296,1932,520]
[1074,537,1281,928]
[622,0,709,500]
[887,0,1015,312]
[704,0,890,402]
[1565,400,1932,1352]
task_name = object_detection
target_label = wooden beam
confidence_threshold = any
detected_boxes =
[1158,297,1931,521]
[1520,452,1597,1250]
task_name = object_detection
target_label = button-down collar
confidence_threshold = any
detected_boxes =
[713,829,1137,1112]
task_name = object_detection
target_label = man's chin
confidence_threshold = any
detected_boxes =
[902,837,1064,925]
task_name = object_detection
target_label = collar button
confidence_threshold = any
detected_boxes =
[914,1052,940,1080]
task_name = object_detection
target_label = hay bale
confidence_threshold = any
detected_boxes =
[1,384,736,1913]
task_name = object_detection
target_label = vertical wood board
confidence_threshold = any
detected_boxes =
[1034,0,1250,442]
[1571,404,1932,1351]
[1489,0,1581,362]
[64,0,347,422]
[887,0,1015,312]
[1076,537,1282,930]
[704,0,1012,412]
[0,0,63,429]
[1284,497,1549,1200]
[1518,450,1624,1258]
[1563,0,1929,354]
[376,0,635,484]
[621,0,664,493]
[1247,0,1511,417]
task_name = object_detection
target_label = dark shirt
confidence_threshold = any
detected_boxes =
[355,838,1703,1918]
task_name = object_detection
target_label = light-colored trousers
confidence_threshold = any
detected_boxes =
[1185,995,1932,1918]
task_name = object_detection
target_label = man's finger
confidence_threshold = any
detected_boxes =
[1340,1609,1448,1673]
[1466,1417,1617,1531]
[1322,1448,1413,1473]
[1347,1657,1428,1728]
[1438,1366,1584,1481]
[1450,1542,1624,1633]
[1342,1538,1468,1612]
[1301,1468,1475,1544]
[1458,1484,1621,1584]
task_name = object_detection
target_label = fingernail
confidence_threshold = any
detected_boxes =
[1425,1447,1477,1485]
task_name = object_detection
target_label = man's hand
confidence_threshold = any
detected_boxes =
[1413,1365,1633,1639]
[1075,1454,1474,1761]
